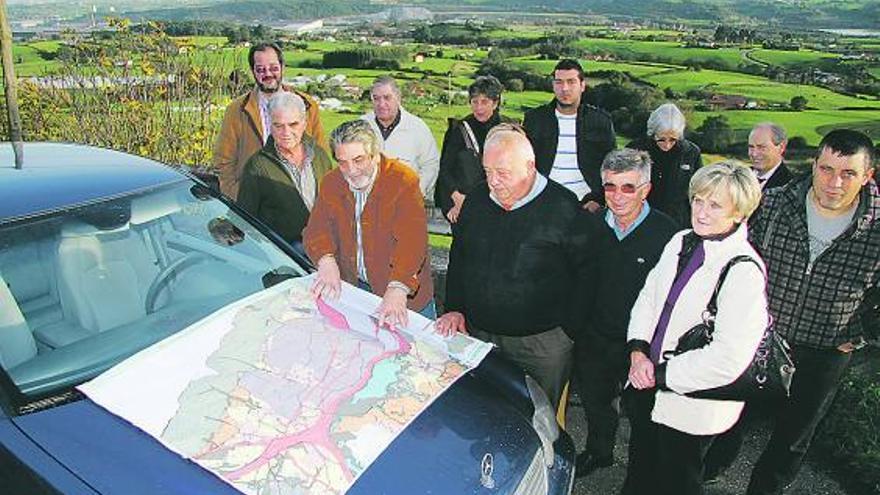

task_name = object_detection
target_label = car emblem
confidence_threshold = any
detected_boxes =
[480,453,495,489]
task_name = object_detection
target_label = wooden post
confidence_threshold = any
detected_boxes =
[0,0,23,168]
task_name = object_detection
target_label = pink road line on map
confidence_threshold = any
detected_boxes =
[316,296,350,330]
[220,302,414,484]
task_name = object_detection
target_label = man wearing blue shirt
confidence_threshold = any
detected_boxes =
[572,149,678,487]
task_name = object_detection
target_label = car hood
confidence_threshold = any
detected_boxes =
[12,354,550,494]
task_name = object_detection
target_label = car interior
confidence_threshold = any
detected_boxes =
[0,183,305,401]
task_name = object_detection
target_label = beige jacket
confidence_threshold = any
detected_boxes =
[213,85,326,200]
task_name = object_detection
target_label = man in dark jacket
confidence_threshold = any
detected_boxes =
[238,92,333,249]
[572,149,678,483]
[703,121,796,483]
[746,129,879,495]
[523,59,615,210]
[434,124,593,410]
[748,122,794,191]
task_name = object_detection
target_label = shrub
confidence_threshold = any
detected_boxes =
[814,370,880,494]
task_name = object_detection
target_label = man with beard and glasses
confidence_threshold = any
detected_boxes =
[304,120,436,327]
[214,42,327,200]
[523,59,616,212]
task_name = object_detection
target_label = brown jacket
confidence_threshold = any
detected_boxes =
[213,85,326,200]
[303,154,434,310]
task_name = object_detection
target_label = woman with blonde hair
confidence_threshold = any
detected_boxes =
[624,160,768,495]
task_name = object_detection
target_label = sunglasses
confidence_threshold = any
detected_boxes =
[654,137,678,144]
[602,182,648,194]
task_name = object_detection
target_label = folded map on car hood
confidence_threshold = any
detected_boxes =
[79,275,492,495]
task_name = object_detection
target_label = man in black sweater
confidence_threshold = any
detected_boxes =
[572,149,678,485]
[435,123,594,410]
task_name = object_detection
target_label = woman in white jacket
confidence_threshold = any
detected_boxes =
[625,161,768,495]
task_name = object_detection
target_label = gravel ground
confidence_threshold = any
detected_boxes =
[564,392,851,495]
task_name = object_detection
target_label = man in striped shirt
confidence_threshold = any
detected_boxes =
[524,59,616,212]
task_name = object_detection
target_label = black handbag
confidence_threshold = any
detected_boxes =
[664,255,796,401]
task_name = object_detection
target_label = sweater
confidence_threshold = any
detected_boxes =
[575,207,679,342]
[445,180,593,336]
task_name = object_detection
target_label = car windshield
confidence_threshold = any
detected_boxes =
[0,181,307,407]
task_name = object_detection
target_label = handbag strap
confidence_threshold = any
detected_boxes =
[459,120,480,155]
[705,255,763,318]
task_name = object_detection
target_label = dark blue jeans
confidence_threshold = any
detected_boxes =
[746,345,853,495]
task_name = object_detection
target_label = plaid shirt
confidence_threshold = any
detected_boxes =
[749,174,880,349]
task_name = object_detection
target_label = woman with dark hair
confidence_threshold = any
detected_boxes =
[626,103,703,227]
[435,75,515,224]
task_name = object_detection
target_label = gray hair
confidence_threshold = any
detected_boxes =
[601,149,652,184]
[751,122,787,145]
[484,123,535,161]
[689,160,762,220]
[330,120,381,160]
[371,75,401,99]
[646,103,686,139]
[267,91,306,118]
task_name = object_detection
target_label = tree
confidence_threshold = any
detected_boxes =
[790,95,808,111]
[696,115,735,153]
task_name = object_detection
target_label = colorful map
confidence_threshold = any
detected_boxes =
[79,276,492,495]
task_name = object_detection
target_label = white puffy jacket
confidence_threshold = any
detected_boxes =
[627,225,769,435]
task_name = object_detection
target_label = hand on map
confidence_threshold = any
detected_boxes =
[312,255,341,300]
[434,311,467,337]
[628,351,655,389]
[376,286,409,329]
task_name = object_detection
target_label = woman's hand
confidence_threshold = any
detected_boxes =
[447,191,467,224]
[628,351,656,389]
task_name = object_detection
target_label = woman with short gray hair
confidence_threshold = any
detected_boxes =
[626,102,703,228]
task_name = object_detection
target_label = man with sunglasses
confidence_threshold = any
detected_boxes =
[571,149,677,485]
[214,42,327,200]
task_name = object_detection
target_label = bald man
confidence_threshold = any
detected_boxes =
[435,124,596,409]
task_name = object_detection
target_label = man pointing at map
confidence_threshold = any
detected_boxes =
[304,119,436,328]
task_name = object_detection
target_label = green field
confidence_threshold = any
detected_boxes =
[748,48,838,67]
[691,109,880,143]
[573,38,751,70]
[512,56,680,79]
[644,68,878,109]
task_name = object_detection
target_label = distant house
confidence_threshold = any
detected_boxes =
[413,52,428,63]
[705,94,749,110]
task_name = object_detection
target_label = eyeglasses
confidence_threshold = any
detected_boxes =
[602,182,648,194]
[254,65,281,75]
[654,137,678,145]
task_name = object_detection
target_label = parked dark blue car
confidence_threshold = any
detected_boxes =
[0,142,575,495]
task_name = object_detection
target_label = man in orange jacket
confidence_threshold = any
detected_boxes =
[213,42,326,200]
